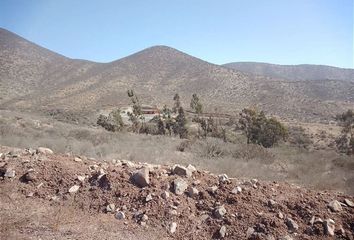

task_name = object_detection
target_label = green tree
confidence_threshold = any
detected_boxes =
[239,108,287,148]
[173,93,181,114]
[97,109,124,132]
[127,89,144,132]
[175,107,188,138]
[335,109,354,155]
[190,93,203,114]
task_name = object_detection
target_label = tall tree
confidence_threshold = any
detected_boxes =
[190,93,203,114]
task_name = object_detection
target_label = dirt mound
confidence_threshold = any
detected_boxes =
[0,146,353,239]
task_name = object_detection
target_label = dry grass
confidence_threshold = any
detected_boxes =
[0,109,353,194]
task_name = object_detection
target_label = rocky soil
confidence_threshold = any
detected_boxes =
[0,146,353,239]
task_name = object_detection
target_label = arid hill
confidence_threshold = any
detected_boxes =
[1,28,353,121]
[223,62,354,82]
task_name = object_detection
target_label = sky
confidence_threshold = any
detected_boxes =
[0,0,353,68]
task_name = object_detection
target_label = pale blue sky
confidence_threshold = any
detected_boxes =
[0,0,353,68]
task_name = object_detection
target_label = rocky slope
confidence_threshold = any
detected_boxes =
[223,62,354,82]
[1,146,353,239]
[1,28,354,121]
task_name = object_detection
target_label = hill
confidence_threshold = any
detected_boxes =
[1,28,353,121]
[223,62,354,82]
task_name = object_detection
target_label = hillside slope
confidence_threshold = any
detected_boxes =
[223,62,354,82]
[1,28,353,121]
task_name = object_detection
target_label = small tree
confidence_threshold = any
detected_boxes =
[238,108,287,148]
[97,109,124,132]
[335,109,354,155]
[127,89,145,132]
[190,93,203,114]
[175,107,188,138]
[173,93,181,114]
[157,117,166,135]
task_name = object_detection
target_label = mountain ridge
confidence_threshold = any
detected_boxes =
[1,28,353,121]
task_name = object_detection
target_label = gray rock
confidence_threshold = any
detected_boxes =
[141,214,149,222]
[68,185,80,194]
[328,200,343,212]
[172,164,192,177]
[145,194,153,202]
[268,199,277,208]
[131,167,150,187]
[161,191,170,200]
[37,147,53,155]
[186,164,196,172]
[219,225,226,238]
[207,185,218,194]
[115,211,125,220]
[279,236,293,240]
[77,175,86,182]
[344,198,354,207]
[173,178,188,195]
[286,218,299,231]
[187,187,199,198]
[231,186,242,194]
[214,205,227,219]
[246,227,255,237]
[169,222,177,234]
[4,168,15,178]
[323,218,335,236]
[106,204,115,213]
[218,174,230,183]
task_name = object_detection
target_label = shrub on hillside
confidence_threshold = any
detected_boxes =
[238,108,288,148]
[97,109,124,132]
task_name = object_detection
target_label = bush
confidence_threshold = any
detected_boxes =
[335,109,354,155]
[287,126,312,149]
[97,109,124,132]
[238,108,288,148]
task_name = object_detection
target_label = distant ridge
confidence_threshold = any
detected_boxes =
[223,62,354,82]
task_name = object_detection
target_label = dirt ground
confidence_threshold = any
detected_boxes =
[1,146,353,239]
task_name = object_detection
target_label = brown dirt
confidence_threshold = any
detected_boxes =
[0,146,353,239]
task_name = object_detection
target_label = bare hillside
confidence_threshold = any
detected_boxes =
[223,62,354,82]
[1,28,353,121]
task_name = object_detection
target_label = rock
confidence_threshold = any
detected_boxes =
[218,174,230,183]
[214,206,227,219]
[323,218,335,236]
[115,211,125,220]
[37,147,53,155]
[172,164,192,177]
[169,209,178,216]
[77,175,86,182]
[169,222,177,234]
[207,185,218,194]
[106,204,115,213]
[68,185,80,194]
[328,200,343,212]
[141,214,149,222]
[140,221,147,227]
[286,218,299,231]
[231,186,242,194]
[187,187,199,198]
[186,164,196,172]
[344,198,354,207]
[26,192,34,198]
[74,157,82,162]
[131,167,150,187]
[23,171,36,182]
[4,168,15,178]
[145,194,153,202]
[219,225,226,238]
[277,211,284,219]
[246,227,255,237]
[279,236,293,240]
[268,199,277,208]
[173,178,188,195]
[161,191,170,200]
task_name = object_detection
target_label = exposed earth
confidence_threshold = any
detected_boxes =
[1,146,353,239]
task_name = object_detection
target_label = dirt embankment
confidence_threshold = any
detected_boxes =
[0,146,353,240]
